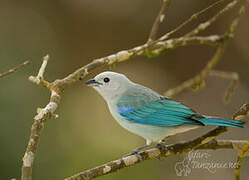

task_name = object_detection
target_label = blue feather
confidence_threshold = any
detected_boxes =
[117,98,204,126]
[199,116,244,128]
[117,97,245,128]
[117,107,135,114]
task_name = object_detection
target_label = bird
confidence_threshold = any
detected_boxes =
[85,71,244,155]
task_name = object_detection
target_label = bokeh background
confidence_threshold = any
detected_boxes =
[0,0,249,179]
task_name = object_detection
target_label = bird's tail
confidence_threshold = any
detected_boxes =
[201,116,245,128]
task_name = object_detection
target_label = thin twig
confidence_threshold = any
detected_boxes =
[37,55,49,79]
[234,141,249,180]
[144,0,226,53]
[147,0,172,43]
[146,34,226,57]
[209,70,239,80]
[29,55,51,89]
[164,43,227,97]
[0,61,30,80]
[159,0,225,41]
[164,0,248,97]
[210,70,239,103]
[185,0,240,37]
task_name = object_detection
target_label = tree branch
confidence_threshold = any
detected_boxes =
[65,140,249,180]
[28,55,51,89]
[164,0,248,97]
[64,103,249,180]
[147,0,172,43]
[164,43,227,97]
[185,0,240,37]
[21,57,60,180]
[158,0,225,42]
[20,0,249,180]
[0,61,30,80]
[20,33,229,180]
[235,141,249,180]
[209,70,239,103]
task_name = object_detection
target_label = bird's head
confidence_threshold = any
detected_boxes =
[85,71,132,101]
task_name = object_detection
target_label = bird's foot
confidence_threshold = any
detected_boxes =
[156,142,166,150]
[123,143,148,160]
[155,142,168,160]
[156,138,168,150]
[123,150,143,161]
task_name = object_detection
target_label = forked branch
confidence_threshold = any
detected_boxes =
[21,0,249,180]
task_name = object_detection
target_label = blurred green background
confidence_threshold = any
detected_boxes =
[0,0,249,180]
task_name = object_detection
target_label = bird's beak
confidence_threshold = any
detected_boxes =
[85,79,102,86]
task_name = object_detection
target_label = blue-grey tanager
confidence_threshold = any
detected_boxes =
[86,71,244,154]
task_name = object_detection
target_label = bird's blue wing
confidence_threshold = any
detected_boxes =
[117,98,204,127]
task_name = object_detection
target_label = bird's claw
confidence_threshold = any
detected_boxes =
[155,143,165,161]
[155,142,169,160]
[156,143,166,150]
[123,151,143,161]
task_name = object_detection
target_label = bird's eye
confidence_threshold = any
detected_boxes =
[103,77,110,83]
